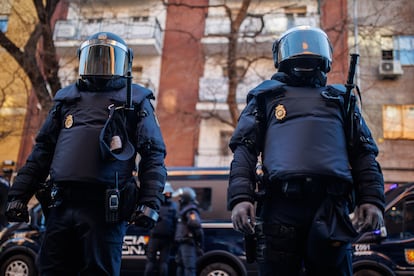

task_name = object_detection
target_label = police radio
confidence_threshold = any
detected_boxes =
[105,172,120,223]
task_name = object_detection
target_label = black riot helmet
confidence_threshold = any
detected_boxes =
[163,182,175,199]
[173,187,198,205]
[272,26,333,75]
[78,32,133,79]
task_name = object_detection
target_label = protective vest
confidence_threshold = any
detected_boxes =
[151,199,177,238]
[49,83,151,186]
[251,80,353,183]
[174,203,201,242]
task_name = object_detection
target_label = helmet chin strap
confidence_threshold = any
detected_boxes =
[78,76,126,91]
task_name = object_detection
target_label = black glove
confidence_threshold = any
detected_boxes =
[352,203,384,232]
[5,200,29,223]
[231,201,255,235]
[130,205,159,230]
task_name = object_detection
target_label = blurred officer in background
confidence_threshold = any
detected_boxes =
[144,182,178,276]
[5,32,167,276]
[174,187,204,276]
[0,172,10,228]
[228,26,385,276]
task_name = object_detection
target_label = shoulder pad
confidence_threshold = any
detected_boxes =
[110,83,153,105]
[328,84,347,94]
[54,84,81,102]
[180,204,198,216]
[53,83,153,105]
[247,80,285,103]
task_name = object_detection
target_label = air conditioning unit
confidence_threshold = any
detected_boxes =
[379,60,403,78]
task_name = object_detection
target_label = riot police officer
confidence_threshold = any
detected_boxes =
[144,182,178,276]
[174,187,204,276]
[5,32,167,276]
[0,173,10,228]
[228,26,385,276]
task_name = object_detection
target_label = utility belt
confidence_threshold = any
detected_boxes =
[53,182,107,202]
[175,237,195,245]
[266,176,351,199]
[38,180,138,223]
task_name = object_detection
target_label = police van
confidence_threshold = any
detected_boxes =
[352,182,414,276]
[1,168,413,276]
[121,167,257,276]
[0,167,252,276]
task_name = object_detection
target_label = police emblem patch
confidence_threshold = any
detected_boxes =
[275,104,286,121]
[65,115,73,128]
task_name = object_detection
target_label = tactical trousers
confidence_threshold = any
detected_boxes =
[175,242,197,276]
[257,181,353,276]
[144,237,172,276]
[256,223,352,276]
[37,200,127,276]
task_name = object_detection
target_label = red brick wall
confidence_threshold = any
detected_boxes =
[156,0,208,166]
[320,0,349,85]
[157,0,349,167]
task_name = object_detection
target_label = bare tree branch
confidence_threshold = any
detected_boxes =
[0,0,63,115]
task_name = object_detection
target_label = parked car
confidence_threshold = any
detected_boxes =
[352,182,414,276]
[0,204,44,276]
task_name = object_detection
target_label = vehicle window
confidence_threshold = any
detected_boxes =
[385,200,403,239]
[193,187,212,212]
[404,198,414,238]
[385,196,414,239]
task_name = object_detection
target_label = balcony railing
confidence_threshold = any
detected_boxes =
[53,17,163,55]
[202,13,318,55]
[198,76,266,104]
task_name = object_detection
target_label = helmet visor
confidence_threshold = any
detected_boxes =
[277,28,332,64]
[79,41,129,77]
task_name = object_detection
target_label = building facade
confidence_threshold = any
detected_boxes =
[1,0,413,184]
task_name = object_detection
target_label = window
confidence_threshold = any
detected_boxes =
[0,16,8,32]
[284,6,307,29]
[383,105,414,140]
[192,187,212,212]
[384,196,414,239]
[395,36,414,65]
[405,199,414,237]
[380,35,414,65]
[132,16,149,22]
[380,36,397,63]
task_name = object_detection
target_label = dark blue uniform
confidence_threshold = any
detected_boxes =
[175,203,204,276]
[144,197,178,276]
[8,80,167,276]
[0,176,10,228]
[228,73,384,276]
